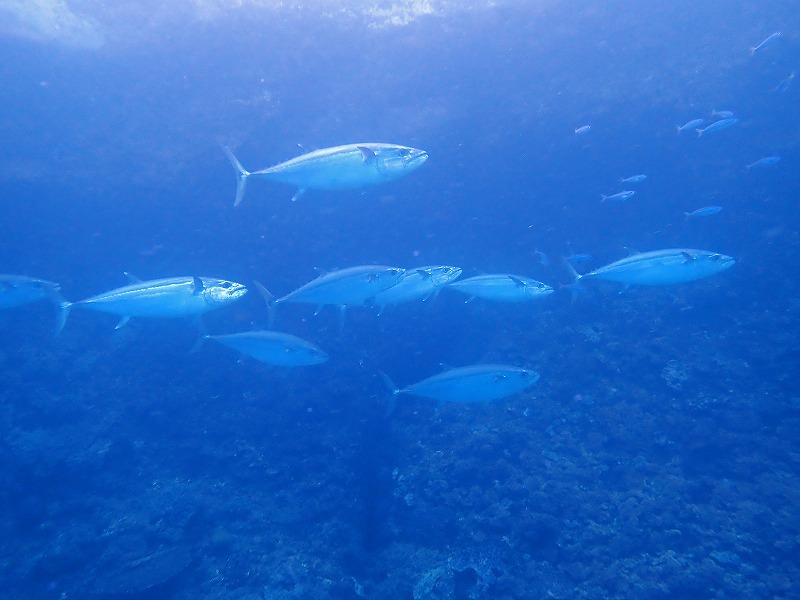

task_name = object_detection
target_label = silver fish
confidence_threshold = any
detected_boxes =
[223,143,428,206]
[0,274,66,334]
[677,118,705,133]
[750,32,781,56]
[710,109,735,118]
[745,156,781,171]
[685,206,722,219]
[382,364,540,405]
[774,72,795,93]
[257,265,406,314]
[570,249,735,287]
[574,125,591,135]
[696,118,738,136]
[619,174,647,184]
[371,265,462,313]
[202,331,328,367]
[61,274,247,330]
[601,190,636,202]
[448,274,553,303]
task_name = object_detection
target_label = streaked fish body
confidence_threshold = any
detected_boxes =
[685,206,722,219]
[0,275,66,333]
[574,125,591,134]
[745,156,781,171]
[601,190,636,202]
[62,275,247,329]
[750,32,781,56]
[572,249,735,286]
[448,274,553,303]
[272,265,406,308]
[383,364,540,404]
[696,118,738,136]
[204,331,328,366]
[711,109,734,118]
[677,118,705,133]
[775,72,795,93]
[224,143,428,205]
[534,249,550,266]
[619,174,647,184]
[372,265,462,312]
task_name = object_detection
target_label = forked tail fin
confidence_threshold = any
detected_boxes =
[379,372,400,416]
[253,280,277,328]
[222,146,250,207]
[58,301,71,335]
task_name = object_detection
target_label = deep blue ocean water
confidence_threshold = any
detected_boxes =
[1,1,799,598]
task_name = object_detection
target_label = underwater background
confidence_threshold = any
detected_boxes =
[1,0,799,598]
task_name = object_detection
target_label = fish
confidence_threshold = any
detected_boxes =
[750,32,781,56]
[256,265,406,318]
[696,118,738,136]
[61,274,247,330]
[223,143,428,206]
[677,118,705,134]
[574,125,591,135]
[534,249,550,267]
[745,156,781,171]
[774,72,795,93]
[381,364,540,407]
[619,174,647,184]
[568,249,735,287]
[601,190,636,202]
[711,109,735,118]
[201,331,328,367]
[371,265,462,314]
[0,274,67,334]
[685,206,722,219]
[447,274,553,303]
[564,251,592,264]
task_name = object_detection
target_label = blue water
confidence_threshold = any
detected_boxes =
[1,1,799,598]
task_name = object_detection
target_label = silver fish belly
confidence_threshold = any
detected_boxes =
[224,143,428,205]
[579,249,735,286]
[64,275,247,329]
[204,331,328,366]
[448,274,553,303]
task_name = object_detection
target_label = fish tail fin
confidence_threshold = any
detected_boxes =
[379,371,400,416]
[684,212,690,220]
[253,280,277,328]
[58,301,71,335]
[563,258,583,282]
[695,128,703,137]
[600,194,607,202]
[676,125,681,134]
[749,46,757,56]
[190,334,210,354]
[222,145,250,206]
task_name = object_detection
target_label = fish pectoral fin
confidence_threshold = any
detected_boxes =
[290,188,307,202]
[191,276,204,295]
[357,146,376,162]
[115,315,132,329]
[124,272,142,283]
[416,269,432,279]
[508,276,525,288]
[681,252,696,263]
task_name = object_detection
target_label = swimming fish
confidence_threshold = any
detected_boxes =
[601,190,636,202]
[223,143,428,206]
[574,125,591,135]
[619,174,647,184]
[685,206,722,219]
[696,118,738,136]
[371,265,462,314]
[382,364,540,406]
[677,118,705,134]
[745,156,781,171]
[201,331,328,367]
[710,109,735,119]
[774,72,795,93]
[61,274,247,330]
[568,249,735,287]
[256,265,406,316]
[0,275,67,334]
[447,274,553,303]
[750,32,781,56]
[534,249,550,267]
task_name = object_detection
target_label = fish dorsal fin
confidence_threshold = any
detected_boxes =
[681,251,696,263]
[192,276,204,295]
[508,276,526,288]
[358,146,376,162]
[124,272,142,283]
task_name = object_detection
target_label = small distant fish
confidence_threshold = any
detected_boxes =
[696,118,738,136]
[619,174,647,184]
[574,125,591,135]
[774,72,795,93]
[0,275,66,335]
[201,331,328,367]
[534,249,550,267]
[601,190,636,202]
[685,206,722,219]
[750,32,781,56]
[564,251,592,265]
[371,265,462,314]
[447,274,553,303]
[677,118,705,134]
[710,109,735,118]
[745,156,781,171]
[381,364,540,406]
